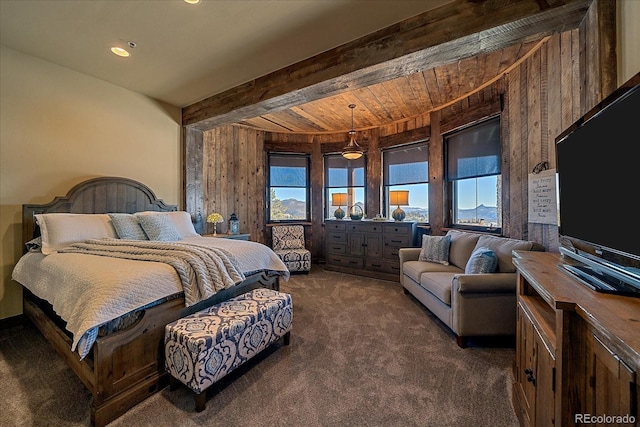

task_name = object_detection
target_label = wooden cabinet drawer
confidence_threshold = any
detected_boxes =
[366,259,401,275]
[383,246,402,260]
[346,222,383,233]
[383,224,413,235]
[326,232,346,243]
[384,234,411,248]
[326,242,346,255]
[326,254,363,269]
[326,222,346,231]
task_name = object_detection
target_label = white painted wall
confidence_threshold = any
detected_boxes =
[0,46,182,319]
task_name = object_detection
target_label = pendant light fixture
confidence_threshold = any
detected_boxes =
[341,104,363,160]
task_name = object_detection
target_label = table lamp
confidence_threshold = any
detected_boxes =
[389,190,409,221]
[331,193,348,220]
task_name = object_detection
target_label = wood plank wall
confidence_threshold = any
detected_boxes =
[504,0,616,252]
[189,2,615,260]
[200,126,267,243]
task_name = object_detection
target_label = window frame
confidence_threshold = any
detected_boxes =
[324,153,367,219]
[267,152,311,223]
[382,141,430,223]
[444,116,502,233]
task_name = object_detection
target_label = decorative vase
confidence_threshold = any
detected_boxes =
[213,223,217,236]
[392,206,406,222]
[349,204,363,221]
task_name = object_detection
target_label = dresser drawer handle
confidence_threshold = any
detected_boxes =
[332,246,341,250]
[391,239,402,243]
[349,261,359,265]
[371,263,381,267]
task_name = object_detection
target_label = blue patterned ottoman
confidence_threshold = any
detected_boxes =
[164,288,292,411]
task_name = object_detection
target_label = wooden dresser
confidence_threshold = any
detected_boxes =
[512,251,640,427]
[324,219,417,281]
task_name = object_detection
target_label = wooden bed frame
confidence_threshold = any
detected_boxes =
[19,176,280,427]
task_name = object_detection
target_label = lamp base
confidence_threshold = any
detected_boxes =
[334,207,345,220]
[392,207,406,222]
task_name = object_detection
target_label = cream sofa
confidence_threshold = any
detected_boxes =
[399,230,544,347]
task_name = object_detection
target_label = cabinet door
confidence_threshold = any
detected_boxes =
[533,330,556,426]
[590,336,636,420]
[520,306,537,422]
[347,233,382,258]
[363,234,383,258]
[347,233,365,257]
[516,303,556,427]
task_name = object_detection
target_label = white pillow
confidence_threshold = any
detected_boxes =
[134,211,198,238]
[35,213,117,255]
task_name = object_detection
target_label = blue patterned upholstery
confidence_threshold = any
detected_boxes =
[272,225,311,272]
[164,289,292,404]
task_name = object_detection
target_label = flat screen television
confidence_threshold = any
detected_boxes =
[555,73,640,296]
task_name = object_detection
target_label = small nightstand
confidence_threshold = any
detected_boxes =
[203,233,250,241]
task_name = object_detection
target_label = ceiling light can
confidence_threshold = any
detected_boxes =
[110,47,130,57]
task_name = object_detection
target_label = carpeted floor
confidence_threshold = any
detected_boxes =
[0,267,519,427]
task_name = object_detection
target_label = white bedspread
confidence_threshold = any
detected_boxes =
[12,236,289,359]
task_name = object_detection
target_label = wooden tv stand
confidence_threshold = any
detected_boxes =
[512,251,640,426]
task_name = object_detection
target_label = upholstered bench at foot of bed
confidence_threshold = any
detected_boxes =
[164,288,293,412]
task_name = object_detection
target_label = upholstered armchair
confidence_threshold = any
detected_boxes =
[272,225,311,273]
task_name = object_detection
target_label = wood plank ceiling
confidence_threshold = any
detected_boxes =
[183,0,593,134]
[238,39,542,134]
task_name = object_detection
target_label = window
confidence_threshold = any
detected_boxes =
[324,154,366,219]
[268,153,310,221]
[445,117,502,231]
[383,143,429,222]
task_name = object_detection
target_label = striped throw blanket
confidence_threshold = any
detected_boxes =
[60,239,246,306]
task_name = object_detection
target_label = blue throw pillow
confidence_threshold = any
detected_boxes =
[465,246,498,274]
[418,234,451,265]
[109,213,148,240]
[136,213,182,241]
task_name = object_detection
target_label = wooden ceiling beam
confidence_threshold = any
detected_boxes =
[182,0,591,131]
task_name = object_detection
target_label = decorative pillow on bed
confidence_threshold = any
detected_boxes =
[136,213,183,241]
[418,234,451,265]
[135,211,198,238]
[464,246,498,274]
[108,213,148,240]
[35,213,118,255]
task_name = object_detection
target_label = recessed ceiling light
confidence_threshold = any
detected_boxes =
[110,47,130,57]
[184,0,200,4]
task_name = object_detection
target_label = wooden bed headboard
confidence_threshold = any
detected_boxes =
[22,176,177,247]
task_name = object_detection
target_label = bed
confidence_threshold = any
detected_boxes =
[11,176,288,427]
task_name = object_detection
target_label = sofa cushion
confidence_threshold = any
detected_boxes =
[420,272,458,305]
[475,235,534,273]
[446,230,481,270]
[418,234,451,265]
[403,260,462,285]
[465,246,498,274]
